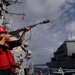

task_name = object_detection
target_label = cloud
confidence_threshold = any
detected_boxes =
[66,21,75,32]
[24,0,75,64]
[7,0,75,64]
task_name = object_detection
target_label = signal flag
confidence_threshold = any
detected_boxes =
[22,16,24,20]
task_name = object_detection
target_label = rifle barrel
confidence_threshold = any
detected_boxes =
[9,19,50,35]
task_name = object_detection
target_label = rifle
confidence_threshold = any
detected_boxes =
[9,19,50,36]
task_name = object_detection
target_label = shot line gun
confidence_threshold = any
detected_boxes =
[9,19,50,36]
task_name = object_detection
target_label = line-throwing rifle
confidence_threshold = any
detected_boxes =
[9,19,50,36]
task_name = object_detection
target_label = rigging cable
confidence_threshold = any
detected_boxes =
[30,16,70,50]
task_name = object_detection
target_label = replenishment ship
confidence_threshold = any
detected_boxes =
[46,40,75,75]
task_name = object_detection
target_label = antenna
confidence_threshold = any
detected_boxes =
[66,31,73,41]
[0,0,26,31]
[3,0,22,6]
[6,12,26,16]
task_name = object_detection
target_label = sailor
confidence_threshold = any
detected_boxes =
[0,25,30,75]
[10,54,21,74]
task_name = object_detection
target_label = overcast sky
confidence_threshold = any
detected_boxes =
[7,0,75,64]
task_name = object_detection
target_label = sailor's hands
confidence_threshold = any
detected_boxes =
[13,61,21,68]
[4,34,12,40]
[24,27,30,32]
[0,33,12,45]
[19,26,31,44]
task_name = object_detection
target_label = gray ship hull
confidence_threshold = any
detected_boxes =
[47,41,75,69]
[47,59,75,68]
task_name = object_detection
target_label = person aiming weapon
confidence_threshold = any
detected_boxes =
[9,19,50,36]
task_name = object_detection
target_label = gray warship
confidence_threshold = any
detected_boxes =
[46,40,75,69]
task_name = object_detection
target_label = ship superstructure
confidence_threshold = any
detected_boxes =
[0,1,33,75]
[0,0,25,32]
[47,40,75,69]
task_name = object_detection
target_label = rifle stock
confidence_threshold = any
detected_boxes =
[9,24,38,35]
[9,19,50,35]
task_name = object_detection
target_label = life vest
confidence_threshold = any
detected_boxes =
[10,55,16,72]
[0,41,15,70]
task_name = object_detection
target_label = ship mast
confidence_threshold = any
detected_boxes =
[0,0,25,31]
